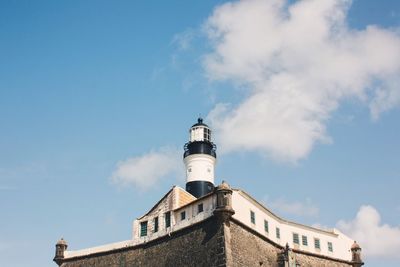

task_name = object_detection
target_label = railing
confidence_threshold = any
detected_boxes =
[183,141,217,158]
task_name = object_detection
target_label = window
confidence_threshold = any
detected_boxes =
[140,221,148,237]
[203,128,211,141]
[153,217,159,233]
[250,210,255,224]
[264,220,269,233]
[302,235,308,246]
[293,233,299,244]
[328,242,333,252]
[165,212,171,228]
[276,227,280,239]
[198,203,204,213]
[181,211,186,220]
[314,238,321,249]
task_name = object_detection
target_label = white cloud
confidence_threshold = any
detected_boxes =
[203,0,400,162]
[266,197,319,217]
[337,205,400,259]
[110,147,182,190]
[172,29,195,51]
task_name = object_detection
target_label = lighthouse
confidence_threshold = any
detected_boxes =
[183,118,216,198]
[54,118,362,267]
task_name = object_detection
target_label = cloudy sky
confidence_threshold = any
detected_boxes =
[1,0,399,266]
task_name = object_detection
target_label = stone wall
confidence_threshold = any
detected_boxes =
[59,217,224,267]
[295,253,353,267]
[230,219,280,267]
[229,218,354,267]
[57,216,357,267]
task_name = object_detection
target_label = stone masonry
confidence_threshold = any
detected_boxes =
[56,214,360,267]
[59,217,223,267]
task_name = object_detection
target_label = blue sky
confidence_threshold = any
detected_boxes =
[0,0,399,266]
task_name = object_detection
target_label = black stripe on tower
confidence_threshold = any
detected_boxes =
[186,181,214,198]
[183,141,217,159]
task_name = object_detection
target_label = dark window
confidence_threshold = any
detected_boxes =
[293,233,299,244]
[140,221,148,237]
[276,227,280,239]
[328,242,333,252]
[203,128,211,141]
[165,212,171,228]
[250,210,255,224]
[181,211,186,220]
[314,238,321,249]
[153,217,159,233]
[198,203,204,213]
[264,220,269,233]
[302,235,308,246]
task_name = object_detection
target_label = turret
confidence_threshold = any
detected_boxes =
[351,241,364,267]
[183,118,217,198]
[213,181,235,221]
[53,238,68,265]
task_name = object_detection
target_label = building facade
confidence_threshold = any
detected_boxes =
[54,119,364,267]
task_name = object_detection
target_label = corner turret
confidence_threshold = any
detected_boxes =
[351,241,364,267]
[53,238,68,266]
[213,181,235,221]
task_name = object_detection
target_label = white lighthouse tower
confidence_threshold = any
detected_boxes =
[183,118,217,198]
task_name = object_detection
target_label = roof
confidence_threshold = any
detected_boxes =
[137,187,174,220]
[216,180,231,190]
[351,241,361,250]
[174,190,214,212]
[56,238,67,246]
[234,188,338,237]
[137,183,338,237]
[191,118,209,128]
[137,186,196,220]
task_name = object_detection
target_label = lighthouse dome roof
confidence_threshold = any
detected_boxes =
[191,118,209,128]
